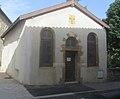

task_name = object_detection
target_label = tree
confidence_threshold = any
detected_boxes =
[105,0,120,68]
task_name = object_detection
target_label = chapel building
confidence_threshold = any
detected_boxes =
[1,0,109,85]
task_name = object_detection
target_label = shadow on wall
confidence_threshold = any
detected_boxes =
[2,26,103,84]
[3,26,84,83]
[3,26,42,82]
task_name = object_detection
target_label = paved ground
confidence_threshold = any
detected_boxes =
[84,82,120,99]
[25,81,120,99]
[102,90,120,99]
[25,81,120,98]
[84,81,120,91]
[37,93,109,99]
[0,73,120,99]
[25,83,94,97]
[0,73,33,99]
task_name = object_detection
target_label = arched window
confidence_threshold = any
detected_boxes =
[87,33,98,67]
[40,28,53,67]
[66,37,77,48]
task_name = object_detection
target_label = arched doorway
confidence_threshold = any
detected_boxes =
[65,37,78,82]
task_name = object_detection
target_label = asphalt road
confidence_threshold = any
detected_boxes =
[25,83,120,99]
[36,93,108,99]
[36,91,120,99]
[25,83,94,97]
[102,90,120,99]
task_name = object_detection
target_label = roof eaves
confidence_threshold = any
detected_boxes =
[74,2,110,29]
[20,1,74,20]
[0,8,12,24]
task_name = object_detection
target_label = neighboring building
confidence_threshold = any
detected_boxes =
[0,8,11,66]
[1,0,109,85]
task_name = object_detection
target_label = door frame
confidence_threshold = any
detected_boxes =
[61,35,82,84]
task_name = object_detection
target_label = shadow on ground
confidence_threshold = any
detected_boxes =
[24,83,94,97]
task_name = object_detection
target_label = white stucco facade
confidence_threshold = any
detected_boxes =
[1,5,107,85]
[25,7,103,29]
[0,8,11,67]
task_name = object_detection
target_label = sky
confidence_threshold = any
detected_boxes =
[0,0,114,22]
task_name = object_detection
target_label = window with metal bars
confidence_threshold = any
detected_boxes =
[66,37,77,48]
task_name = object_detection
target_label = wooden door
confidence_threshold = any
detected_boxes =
[65,51,76,82]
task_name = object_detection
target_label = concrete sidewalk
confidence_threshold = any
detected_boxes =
[0,73,33,99]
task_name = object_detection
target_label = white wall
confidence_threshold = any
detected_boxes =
[22,27,107,85]
[54,28,107,83]
[1,6,107,85]
[1,21,32,84]
[0,12,11,67]
[25,7,102,29]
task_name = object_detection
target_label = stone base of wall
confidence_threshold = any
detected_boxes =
[107,68,120,81]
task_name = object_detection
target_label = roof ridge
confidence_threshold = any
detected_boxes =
[20,1,74,20]
[19,1,109,29]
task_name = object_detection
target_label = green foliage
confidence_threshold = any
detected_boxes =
[105,0,120,68]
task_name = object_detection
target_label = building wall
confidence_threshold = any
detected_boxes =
[23,27,107,85]
[25,7,103,29]
[1,21,31,84]
[0,9,11,66]
[2,6,107,85]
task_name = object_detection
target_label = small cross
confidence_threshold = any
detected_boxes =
[69,15,75,25]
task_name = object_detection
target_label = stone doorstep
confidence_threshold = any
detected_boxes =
[33,88,120,99]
